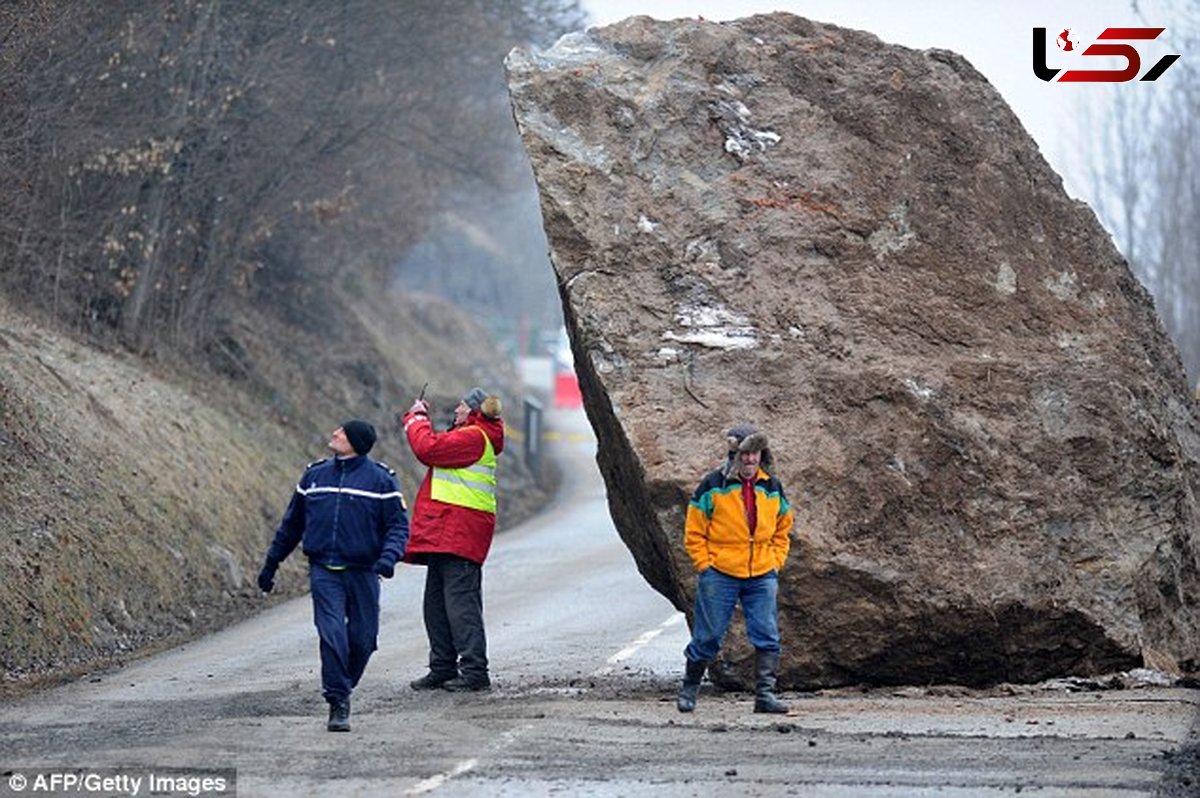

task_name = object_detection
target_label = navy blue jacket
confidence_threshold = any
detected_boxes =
[266,455,409,570]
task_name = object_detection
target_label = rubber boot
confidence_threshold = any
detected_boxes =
[753,650,788,714]
[676,659,706,713]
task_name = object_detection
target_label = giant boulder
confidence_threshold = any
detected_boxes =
[505,14,1200,688]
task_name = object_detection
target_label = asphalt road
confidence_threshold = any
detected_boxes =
[1,408,1198,797]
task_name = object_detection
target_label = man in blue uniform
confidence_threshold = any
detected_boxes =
[257,419,408,732]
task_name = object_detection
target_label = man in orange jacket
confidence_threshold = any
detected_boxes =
[677,423,793,714]
[402,387,504,692]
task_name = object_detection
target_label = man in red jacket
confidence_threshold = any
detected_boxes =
[402,386,504,692]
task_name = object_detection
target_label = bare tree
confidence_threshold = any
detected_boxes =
[0,0,584,367]
[1081,2,1200,381]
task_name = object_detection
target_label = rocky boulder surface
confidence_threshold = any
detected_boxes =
[506,13,1200,688]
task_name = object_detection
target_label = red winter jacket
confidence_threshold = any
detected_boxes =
[402,409,505,565]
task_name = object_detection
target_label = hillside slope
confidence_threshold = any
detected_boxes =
[0,294,551,696]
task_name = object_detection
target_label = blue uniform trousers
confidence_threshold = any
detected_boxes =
[310,565,380,704]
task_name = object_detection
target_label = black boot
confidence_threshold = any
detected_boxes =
[753,650,788,714]
[442,673,491,692]
[676,659,706,713]
[327,698,351,732]
[410,671,457,690]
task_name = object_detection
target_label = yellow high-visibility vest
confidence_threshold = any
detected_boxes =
[431,428,497,513]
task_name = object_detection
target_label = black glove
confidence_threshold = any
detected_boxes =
[257,561,278,593]
[373,560,395,579]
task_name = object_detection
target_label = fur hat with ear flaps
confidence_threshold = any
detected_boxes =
[723,422,772,479]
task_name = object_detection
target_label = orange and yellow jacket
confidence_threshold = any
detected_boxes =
[684,467,793,577]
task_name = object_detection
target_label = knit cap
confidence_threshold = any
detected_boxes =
[341,419,377,456]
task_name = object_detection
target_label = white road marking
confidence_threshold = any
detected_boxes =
[404,727,526,795]
[592,613,685,676]
[404,614,685,793]
[405,758,478,795]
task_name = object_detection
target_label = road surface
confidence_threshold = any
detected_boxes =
[1,408,1198,797]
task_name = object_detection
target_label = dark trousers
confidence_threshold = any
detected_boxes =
[422,553,488,679]
[310,565,380,704]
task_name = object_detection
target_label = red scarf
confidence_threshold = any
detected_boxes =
[741,478,757,533]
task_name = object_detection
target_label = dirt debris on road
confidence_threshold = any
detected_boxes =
[2,665,1198,797]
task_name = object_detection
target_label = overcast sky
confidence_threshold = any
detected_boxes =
[578,0,1186,200]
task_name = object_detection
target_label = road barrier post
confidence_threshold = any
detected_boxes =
[523,396,543,475]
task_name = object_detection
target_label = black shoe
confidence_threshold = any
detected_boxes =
[442,675,491,692]
[327,699,351,732]
[410,671,457,690]
[753,694,789,714]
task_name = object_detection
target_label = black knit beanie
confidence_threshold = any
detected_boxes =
[341,419,377,456]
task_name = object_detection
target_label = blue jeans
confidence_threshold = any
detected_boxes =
[310,565,380,703]
[684,567,780,663]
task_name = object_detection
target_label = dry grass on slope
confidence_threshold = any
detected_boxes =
[0,289,555,697]
[0,299,312,695]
